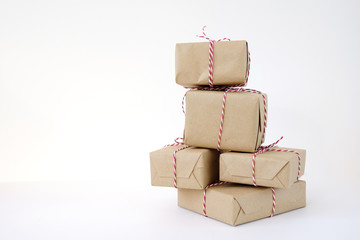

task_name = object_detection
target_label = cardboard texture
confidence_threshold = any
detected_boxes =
[184,90,267,152]
[175,41,249,87]
[178,180,306,226]
[220,147,306,188]
[150,146,219,189]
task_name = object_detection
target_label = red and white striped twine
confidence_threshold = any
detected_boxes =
[251,152,258,186]
[163,137,185,148]
[270,187,276,217]
[251,136,302,186]
[182,92,187,115]
[172,145,190,188]
[217,91,228,150]
[163,138,190,188]
[202,181,227,217]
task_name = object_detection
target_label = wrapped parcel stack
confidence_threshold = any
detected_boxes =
[150,28,306,226]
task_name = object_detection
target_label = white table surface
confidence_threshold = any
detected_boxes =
[0,180,358,240]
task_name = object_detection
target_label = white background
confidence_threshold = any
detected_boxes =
[0,0,359,239]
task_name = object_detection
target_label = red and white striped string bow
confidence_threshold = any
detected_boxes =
[197,26,251,87]
[197,26,230,87]
[163,138,190,188]
[163,137,185,148]
[251,136,302,187]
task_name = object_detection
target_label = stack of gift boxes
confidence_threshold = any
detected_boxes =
[150,30,306,226]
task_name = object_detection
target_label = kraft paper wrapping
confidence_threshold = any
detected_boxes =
[150,146,219,190]
[175,41,249,87]
[183,90,267,152]
[220,147,306,188]
[178,181,306,226]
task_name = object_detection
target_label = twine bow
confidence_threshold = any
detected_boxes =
[252,136,302,187]
[252,137,283,186]
[163,137,184,148]
[197,26,230,87]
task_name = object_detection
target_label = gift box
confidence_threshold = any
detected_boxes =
[220,147,306,188]
[183,90,267,152]
[150,146,219,189]
[175,41,249,87]
[178,181,306,226]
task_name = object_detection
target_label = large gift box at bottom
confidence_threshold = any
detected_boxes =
[178,181,306,226]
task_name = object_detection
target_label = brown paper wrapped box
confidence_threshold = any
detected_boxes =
[175,41,249,87]
[150,146,219,189]
[184,90,267,152]
[220,147,306,188]
[178,181,306,226]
